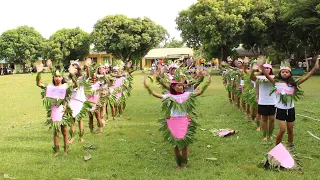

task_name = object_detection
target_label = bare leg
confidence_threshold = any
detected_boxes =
[119,104,124,118]
[287,122,294,145]
[111,106,116,120]
[78,119,85,142]
[181,147,189,168]
[255,113,261,131]
[268,115,275,140]
[262,116,268,140]
[61,125,69,155]
[245,104,250,120]
[53,131,59,156]
[89,112,94,133]
[69,121,76,144]
[95,111,103,134]
[228,91,232,104]
[276,120,286,145]
[174,146,181,168]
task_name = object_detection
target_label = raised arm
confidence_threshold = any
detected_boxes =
[193,75,211,96]
[297,59,319,85]
[35,64,45,88]
[144,78,163,99]
[259,64,275,84]
[250,69,257,81]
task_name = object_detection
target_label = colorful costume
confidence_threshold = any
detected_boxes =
[159,92,199,149]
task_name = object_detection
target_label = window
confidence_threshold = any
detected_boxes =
[92,58,97,63]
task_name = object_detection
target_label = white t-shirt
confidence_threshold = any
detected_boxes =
[258,82,276,105]
[162,94,188,117]
[275,94,294,109]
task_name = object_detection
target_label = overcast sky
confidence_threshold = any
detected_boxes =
[0,0,197,40]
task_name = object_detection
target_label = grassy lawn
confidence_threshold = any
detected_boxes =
[0,72,320,180]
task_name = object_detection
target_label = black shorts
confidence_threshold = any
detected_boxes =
[276,108,296,122]
[258,105,276,116]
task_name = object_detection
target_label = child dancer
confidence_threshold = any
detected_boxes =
[68,61,92,143]
[144,72,211,168]
[260,59,319,145]
[36,62,77,155]
[85,62,104,134]
[250,59,276,141]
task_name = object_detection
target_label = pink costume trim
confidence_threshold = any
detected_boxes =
[51,105,64,122]
[69,98,84,117]
[166,116,190,139]
[275,83,294,95]
[263,64,273,69]
[166,92,191,103]
[268,143,295,168]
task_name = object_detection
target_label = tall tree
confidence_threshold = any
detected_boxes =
[0,26,46,67]
[46,27,90,66]
[176,0,250,62]
[91,15,167,62]
[163,38,185,48]
[241,0,275,55]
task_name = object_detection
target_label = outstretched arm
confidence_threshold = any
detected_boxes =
[297,59,319,85]
[144,78,163,99]
[35,64,45,88]
[36,72,45,88]
[193,75,211,96]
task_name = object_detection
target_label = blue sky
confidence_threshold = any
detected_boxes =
[0,0,197,40]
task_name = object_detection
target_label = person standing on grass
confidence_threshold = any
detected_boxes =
[260,58,319,146]
[36,61,78,156]
[250,58,276,141]
[68,61,93,144]
[144,71,211,169]
[85,60,104,134]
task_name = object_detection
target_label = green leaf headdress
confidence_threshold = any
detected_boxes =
[113,59,125,71]
[51,63,64,76]
[280,60,291,72]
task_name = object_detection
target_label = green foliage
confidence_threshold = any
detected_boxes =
[176,0,250,61]
[0,26,46,65]
[91,15,167,62]
[163,38,185,48]
[1,74,320,179]
[46,27,90,65]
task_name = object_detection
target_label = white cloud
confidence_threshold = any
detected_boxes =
[0,0,196,39]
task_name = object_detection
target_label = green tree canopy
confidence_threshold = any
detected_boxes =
[46,27,90,65]
[163,38,185,48]
[176,0,250,62]
[0,26,46,65]
[91,15,167,62]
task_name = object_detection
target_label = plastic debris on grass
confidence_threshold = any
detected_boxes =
[210,128,237,137]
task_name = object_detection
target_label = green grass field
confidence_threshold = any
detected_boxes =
[0,73,320,180]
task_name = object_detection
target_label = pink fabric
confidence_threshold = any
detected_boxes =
[88,95,99,104]
[167,92,191,103]
[116,92,122,100]
[166,116,190,139]
[69,98,84,117]
[275,83,294,95]
[46,85,67,99]
[263,64,273,69]
[268,143,295,168]
[256,75,275,80]
[91,82,100,91]
[218,130,235,137]
[114,77,124,87]
[51,105,64,122]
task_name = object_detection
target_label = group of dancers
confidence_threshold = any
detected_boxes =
[36,58,135,156]
[221,56,319,145]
